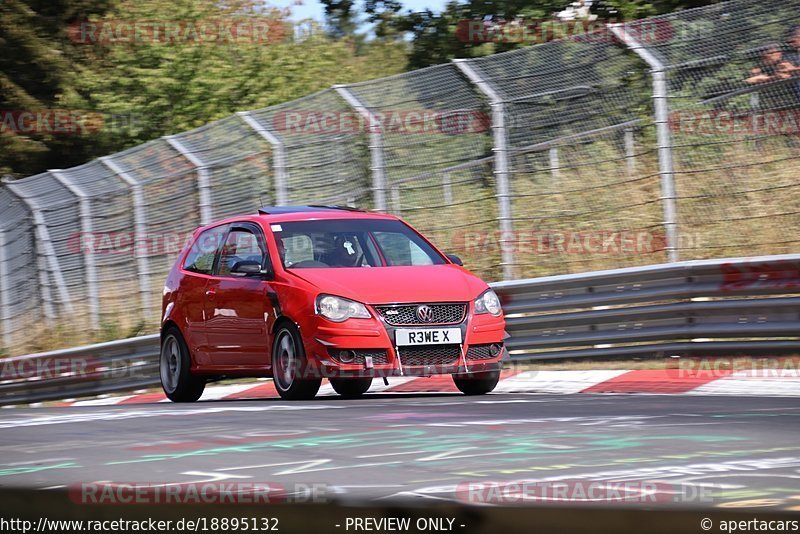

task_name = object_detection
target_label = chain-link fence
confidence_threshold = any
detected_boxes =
[1,0,799,355]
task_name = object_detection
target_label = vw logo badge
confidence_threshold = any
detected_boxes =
[416,305,434,323]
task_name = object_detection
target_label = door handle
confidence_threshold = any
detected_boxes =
[205,288,216,299]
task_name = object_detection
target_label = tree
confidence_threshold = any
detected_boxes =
[2,0,407,177]
[385,0,718,69]
[75,0,407,144]
[320,0,359,38]
[0,0,114,177]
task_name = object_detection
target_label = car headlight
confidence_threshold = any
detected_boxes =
[315,294,371,322]
[474,289,502,316]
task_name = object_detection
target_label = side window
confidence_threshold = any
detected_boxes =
[218,228,266,277]
[183,226,227,275]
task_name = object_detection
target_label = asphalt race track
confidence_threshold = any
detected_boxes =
[1,393,799,511]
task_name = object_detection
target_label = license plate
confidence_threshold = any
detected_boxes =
[395,328,462,346]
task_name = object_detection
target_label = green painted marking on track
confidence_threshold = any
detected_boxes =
[106,429,747,467]
[0,462,78,476]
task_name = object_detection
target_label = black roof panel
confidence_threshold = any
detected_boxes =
[257,205,362,215]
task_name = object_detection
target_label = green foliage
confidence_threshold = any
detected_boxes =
[381,0,719,69]
[75,0,408,150]
[2,0,407,178]
[0,0,115,176]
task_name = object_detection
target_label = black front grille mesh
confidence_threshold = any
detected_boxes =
[466,344,501,360]
[396,345,461,366]
[328,349,389,365]
[328,344,501,367]
[375,303,467,326]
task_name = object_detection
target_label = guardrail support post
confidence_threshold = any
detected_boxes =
[51,170,100,331]
[453,59,516,280]
[333,85,387,212]
[100,156,152,318]
[237,111,289,206]
[0,230,12,349]
[164,136,213,225]
[610,25,679,262]
[2,179,72,320]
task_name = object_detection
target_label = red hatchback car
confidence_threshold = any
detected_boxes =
[160,206,507,401]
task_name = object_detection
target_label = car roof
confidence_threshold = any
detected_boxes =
[202,205,399,229]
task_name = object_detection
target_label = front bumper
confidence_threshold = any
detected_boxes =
[304,306,506,378]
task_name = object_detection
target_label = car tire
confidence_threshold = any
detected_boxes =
[272,324,322,400]
[452,370,500,395]
[330,377,373,398]
[160,326,205,402]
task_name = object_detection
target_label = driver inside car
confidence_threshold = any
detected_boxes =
[330,235,361,267]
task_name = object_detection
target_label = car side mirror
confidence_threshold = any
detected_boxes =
[446,254,463,266]
[230,261,264,276]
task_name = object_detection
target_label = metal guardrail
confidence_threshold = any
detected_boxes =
[497,254,800,360]
[2,254,800,405]
[0,334,160,405]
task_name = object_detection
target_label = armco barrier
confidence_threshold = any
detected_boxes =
[498,254,800,360]
[0,334,160,405]
[2,254,799,405]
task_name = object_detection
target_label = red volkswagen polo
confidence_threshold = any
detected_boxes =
[160,206,507,401]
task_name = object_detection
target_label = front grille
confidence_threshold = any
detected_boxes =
[466,343,502,361]
[375,303,467,326]
[396,345,461,366]
[328,349,389,365]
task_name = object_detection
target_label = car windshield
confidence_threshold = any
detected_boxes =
[272,219,447,269]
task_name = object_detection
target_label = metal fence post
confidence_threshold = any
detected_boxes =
[51,170,100,330]
[549,147,561,185]
[164,136,213,225]
[237,111,289,206]
[0,230,11,349]
[453,59,516,280]
[442,172,453,206]
[2,179,72,318]
[332,85,387,212]
[390,185,401,216]
[610,25,679,262]
[100,156,152,317]
[624,127,636,175]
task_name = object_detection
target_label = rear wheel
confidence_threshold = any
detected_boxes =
[272,324,322,400]
[330,377,372,398]
[452,370,500,395]
[160,327,205,402]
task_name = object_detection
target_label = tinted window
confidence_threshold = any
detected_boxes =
[183,225,227,275]
[273,219,446,268]
[373,231,434,266]
[218,228,266,276]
